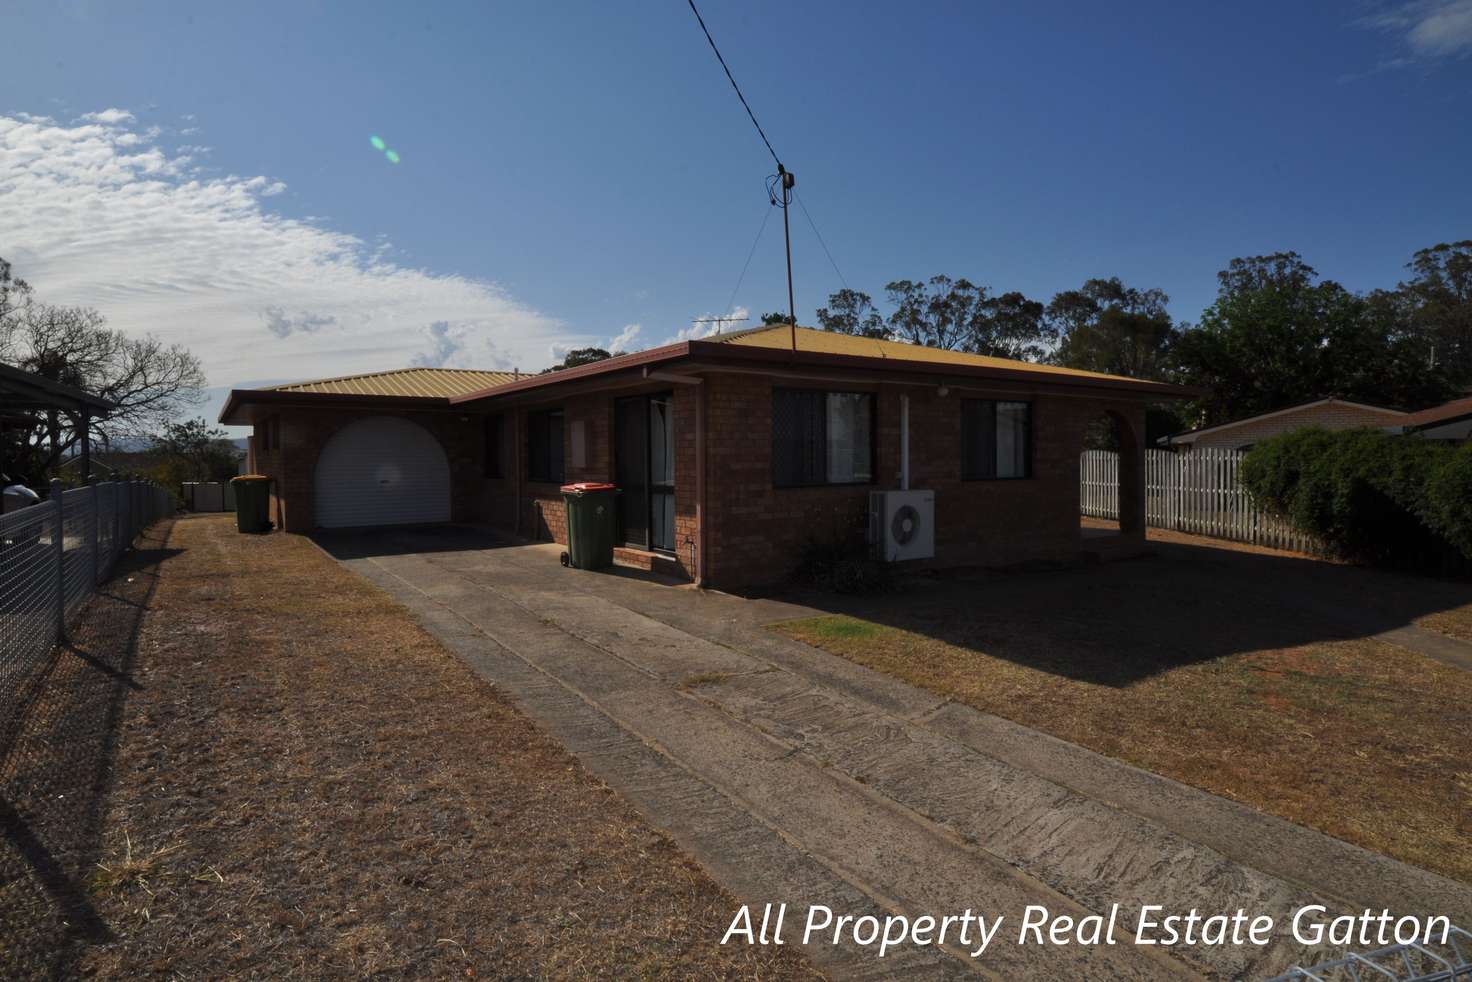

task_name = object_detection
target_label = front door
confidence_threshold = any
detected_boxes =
[615,392,676,552]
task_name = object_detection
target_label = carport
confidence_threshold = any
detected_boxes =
[218,367,516,531]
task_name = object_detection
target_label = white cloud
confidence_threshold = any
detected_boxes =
[0,109,567,407]
[79,108,134,124]
[607,322,642,353]
[1360,0,1472,60]
[546,322,646,365]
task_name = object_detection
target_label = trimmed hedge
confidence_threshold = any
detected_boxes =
[1240,427,1471,572]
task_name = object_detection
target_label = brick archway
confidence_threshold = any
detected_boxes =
[1077,403,1147,544]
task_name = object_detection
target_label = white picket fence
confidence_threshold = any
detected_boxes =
[1081,448,1315,553]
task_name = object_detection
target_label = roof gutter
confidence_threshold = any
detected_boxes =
[680,340,1202,399]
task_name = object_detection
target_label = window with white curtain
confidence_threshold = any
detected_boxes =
[772,389,874,487]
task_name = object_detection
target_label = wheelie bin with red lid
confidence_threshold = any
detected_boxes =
[559,482,619,570]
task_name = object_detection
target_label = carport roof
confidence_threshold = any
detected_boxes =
[263,367,519,398]
[219,367,522,425]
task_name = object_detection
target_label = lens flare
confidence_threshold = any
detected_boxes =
[385,150,400,164]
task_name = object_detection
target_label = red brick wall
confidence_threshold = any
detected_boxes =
[251,408,482,532]
[478,385,699,580]
[252,375,1148,585]
[700,373,1145,588]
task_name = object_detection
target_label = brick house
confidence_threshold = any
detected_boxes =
[1391,395,1472,442]
[220,325,1191,588]
[1158,398,1408,452]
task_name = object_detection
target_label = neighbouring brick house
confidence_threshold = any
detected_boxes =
[1158,398,1408,452]
[221,325,1191,588]
[1392,395,1472,442]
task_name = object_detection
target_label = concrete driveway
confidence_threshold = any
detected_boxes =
[318,526,1470,980]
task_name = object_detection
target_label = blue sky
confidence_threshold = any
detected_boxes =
[2,1,1470,431]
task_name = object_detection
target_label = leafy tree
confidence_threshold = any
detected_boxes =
[1048,277,1178,380]
[814,277,1053,359]
[1397,240,1472,385]
[1172,252,1454,427]
[542,347,614,373]
[560,346,614,368]
[151,417,241,483]
[0,257,31,322]
[815,289,887,338]
[967,290,1052,361]
[0,256,207,477]
[883,276,978,350]
[759,311,794,325]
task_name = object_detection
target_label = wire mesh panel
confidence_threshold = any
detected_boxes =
[0,502,61,710]
[0,480,172,722]
[96,482,116,581]
[1264,925,1471,981]
[60,487,96,623]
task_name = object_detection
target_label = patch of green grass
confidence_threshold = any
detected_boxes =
[776,615,888,642]
[678,671,735,690]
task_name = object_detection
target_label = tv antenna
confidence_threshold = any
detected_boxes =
[691,315,749,335]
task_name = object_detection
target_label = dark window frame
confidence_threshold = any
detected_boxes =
[961,398,1033,481]
[771,387,877,489]
[526,408,565,484]
[483,413,504,478]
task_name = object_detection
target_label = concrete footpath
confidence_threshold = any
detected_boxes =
[317,527,1471,981]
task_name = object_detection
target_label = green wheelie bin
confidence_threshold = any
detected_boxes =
[230,474,273,533]
[559,482,619,570]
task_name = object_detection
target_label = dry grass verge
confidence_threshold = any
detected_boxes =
[50,515,815,979]
[773,535,1472,886]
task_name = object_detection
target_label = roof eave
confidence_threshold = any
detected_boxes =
[450,342,695,404]
[218,388,456,425]
[683,340,1201,398]
[0,362,118,413]
[450,339,1197,405]
[1406,410,1472,431]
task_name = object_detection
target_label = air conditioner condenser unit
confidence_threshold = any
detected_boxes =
[870,489,935,562]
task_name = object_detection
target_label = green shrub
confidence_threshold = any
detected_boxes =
[1241,427,1469,571]
[1425,443,1472,559]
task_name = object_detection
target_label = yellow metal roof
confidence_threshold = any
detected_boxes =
[265,367,520,398]
[714,324,1148,385]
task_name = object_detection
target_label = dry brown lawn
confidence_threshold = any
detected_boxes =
[773,530,1472,886]
[6,514,818,980]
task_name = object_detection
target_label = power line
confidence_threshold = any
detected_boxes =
[794,189,848,290]
[724,204,773,321]
[685,0,782,169]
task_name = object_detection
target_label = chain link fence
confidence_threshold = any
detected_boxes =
[1,479,173,715]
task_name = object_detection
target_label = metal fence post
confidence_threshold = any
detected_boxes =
[112,480,121,568]
[50,478,66,643]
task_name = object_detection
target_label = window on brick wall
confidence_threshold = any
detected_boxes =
[483,414,504,478]
[527,409,565,484]
[772,389,874,487]
[962,399,1031,479]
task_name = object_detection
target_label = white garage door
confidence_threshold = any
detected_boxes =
[314,417,451,528]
